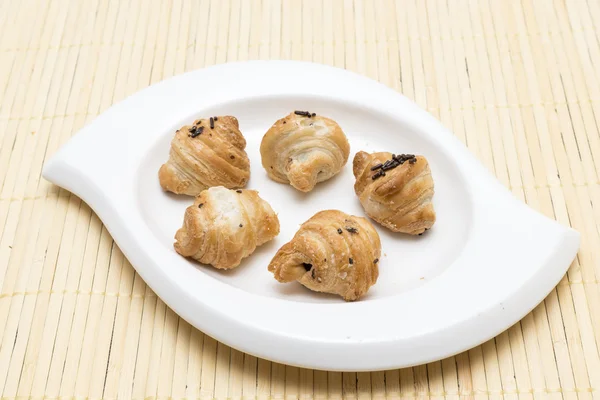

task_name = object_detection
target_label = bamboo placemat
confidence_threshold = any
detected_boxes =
[1,0,599,398]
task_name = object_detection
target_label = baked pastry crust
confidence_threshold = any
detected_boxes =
[260,112,350,192]
[159,116,250,196]
[174,186,280,269]
[268,210,381,301]
[353,151,435,235]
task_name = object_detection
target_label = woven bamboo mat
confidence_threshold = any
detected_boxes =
[1,0,599,398]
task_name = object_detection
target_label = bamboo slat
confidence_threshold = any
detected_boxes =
[0,1,599,399]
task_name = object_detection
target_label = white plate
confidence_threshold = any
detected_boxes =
[42,61,579,371]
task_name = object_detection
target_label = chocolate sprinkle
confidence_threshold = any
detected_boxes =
[294,110,313,117]
[210,117,214,129]
[239,224,243,228]
[372,170,386,180]
[337,228,343,234]
[345,227,358,234]
[373,258,379,264]
[214,116,218,121]
[190,126,204,138]
[302,262,312,271]
[230,155,235,159]
[189,126,197,133]
[236,189,242,193]
[349,258,354,264]
[371,153,417,179]
[283,121,287,124]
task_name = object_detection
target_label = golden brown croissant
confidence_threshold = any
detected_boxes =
[353,151,436,235]
[159,116,250,196]
[260,111,350,192]
[268,210,381,301]
[174,186,280,269]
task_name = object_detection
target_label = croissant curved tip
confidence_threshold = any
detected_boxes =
[268,260,306,282]
[174,227,196,257]
[287,165,317,192]
[290,181,315,192]
[352,151,370,178]
[158,163,169,187]
[159,162,194,195]
[267,242,308,282]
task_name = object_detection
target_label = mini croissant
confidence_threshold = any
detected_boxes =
[268,210,381,301]
[260,112,350,192]
[353,151,436,235]
[159,116,250,196]
[174,186,280,269]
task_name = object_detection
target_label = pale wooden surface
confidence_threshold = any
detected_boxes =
[1,0,600,399]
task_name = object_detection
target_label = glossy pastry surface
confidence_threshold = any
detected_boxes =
[174,186,280,269]
[260,111,350,192]
[268,210,381,301]
[159,116,250,196]
[353,151,435,235]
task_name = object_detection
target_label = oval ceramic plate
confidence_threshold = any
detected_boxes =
[42,61,579,371]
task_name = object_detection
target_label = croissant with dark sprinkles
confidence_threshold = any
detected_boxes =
[159,116,250,196]
[268,210,381,301]
[353,151,436,235]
